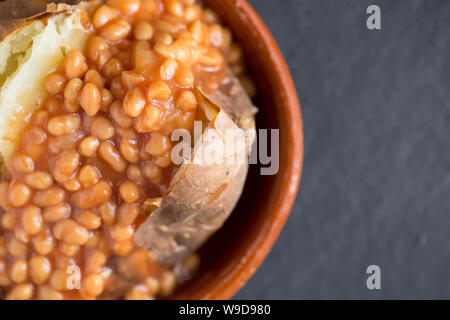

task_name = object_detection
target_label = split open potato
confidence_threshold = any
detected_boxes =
[0,0,257,270]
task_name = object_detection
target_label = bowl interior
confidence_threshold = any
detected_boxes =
[173,0,303,299]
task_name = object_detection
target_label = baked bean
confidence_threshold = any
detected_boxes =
[109,224,134,242]
[133,21,154,40]
[185,4,201,22]
[85,231,102,249]
[75,211,101,230]
[43,203,71,222]
[103,58,124,80]
[64,78,83,112]
[90,116,115,140]
[119,139,139,163]
[44,73,66,95]
[110,101,133,127]
[2,212,17,230]
[155,33,174,46]
[100,19,132,42]
[116,127,137,140]
[119,181,140,203]
[64,50,88,79]
[123,87,146,117]
[11,153,34,174]
[145,132,170,156]
[31,231,55,255]
[46,97,64,115]
[29,255,51,285]
[0,181,10,210]
[85,250,107,273]
[63,179,81,192]
[47,115,81,136]
[159,271,177,297]
[160,58,178,80]
[54,256,77,271]
[78,165,100,188]
[23,127,47,145]
[117,202,139,225]
[0,258,10,286]
[121,70,145,89]
[31,110,50,126]
[102,88,114,111]
[10,259,28,283]
[110,76,127,99]
[175,64,194,87]
[143,162,162,179]
[73,181,112,210]
[59,242,79,257]
[82,273,105,297]
[112,239,134,256]
[166,0,184,16]
[79,136,100,157]
[8,180,32,207]
[92,4,119,29]
[14,227,30,243]
[199,47,223,67]
[79,83,102,117]
[37,286,64,300]
[134,104,161,133]
[53,219,89,245]
[99,141,127,172]
[52,149,80,184]
[7,237,28,257]
[49,269,69,291]
[148,80,171,100]
[107,0,140,16]
[155,152,172,168]
[145,277,160,296]
[22,205,43,236]
[6,283,33,300]
[85,69,105,89]
[99,201,116,226]
[127,165,143,182]
[189,20,204,42]
[0,237,6,257]
[176,90,197,111]
[125,284,151,300]
[132,41,160,70]
[33,187,65,207]
[87,36,112,67]
[159,38,193,63]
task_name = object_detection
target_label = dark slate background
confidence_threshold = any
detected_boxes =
[235,0,450,299]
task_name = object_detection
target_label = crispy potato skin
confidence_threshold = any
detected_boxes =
[0,1,85,41]
[135,82,257,264]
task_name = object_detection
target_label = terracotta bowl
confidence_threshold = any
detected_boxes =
[173,0,303,299]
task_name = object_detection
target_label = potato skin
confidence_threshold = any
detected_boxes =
[0,1,90,42]
[135,82,258,264]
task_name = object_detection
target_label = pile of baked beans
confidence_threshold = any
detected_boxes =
[0,0,254,300]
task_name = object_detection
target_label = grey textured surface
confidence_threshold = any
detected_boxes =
[235,0,450,299]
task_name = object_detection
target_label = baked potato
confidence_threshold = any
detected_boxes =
[0,0,257,268]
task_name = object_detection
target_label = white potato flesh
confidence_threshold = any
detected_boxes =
[0,11,91,161]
